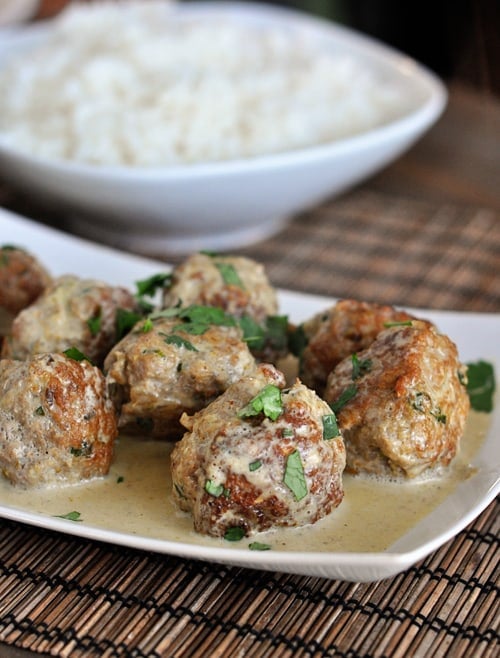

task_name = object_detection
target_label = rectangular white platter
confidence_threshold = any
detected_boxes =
[0,207,498,582]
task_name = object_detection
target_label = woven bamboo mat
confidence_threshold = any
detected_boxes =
[0,501,498,657]
[236,190,500,314]
[0,185,499,657]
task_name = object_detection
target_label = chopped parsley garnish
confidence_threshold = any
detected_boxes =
[0,245,18,266]
[35,406,45,416]
[63,347,93,364]
[465,360,495,412]
[204,479,225,497]
[224,527,245,541]
[238,315,266,351]
[136,272,172,297]
[249,459,262,472]
[116,308,142,340]
[282,427,294,438]
[411,392,446,424]
[383,320,413,328]
[330,384,357,414]
[215,262,244,288]
[249,542,271,551]
[142,317,153,333]
[238,384,283,422]
[238,315,289,353]
[283,450,307,501]
[288,324,308,358]
[54,511,82,522]
[351,353,372,380]
[86,309,101,336]
[163,334,198,351]
[117,476,124,484]
[264,315,289,352]
[154,304,236,336]
[322,413,340,439]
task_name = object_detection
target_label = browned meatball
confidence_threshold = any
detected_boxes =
[171,363,346,538]
[1,275,138,366]
[298,299,416,395]
[324,320,470,478]
[0,245,51,326]
[104,308,257,439]
[0,352,117,488]
[162,252,278,324]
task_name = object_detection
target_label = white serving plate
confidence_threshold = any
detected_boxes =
[0,2,446,253]
[0,208,498,583]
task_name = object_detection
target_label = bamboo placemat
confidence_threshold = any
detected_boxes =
[0,503,498,657]
[0,185,499,657]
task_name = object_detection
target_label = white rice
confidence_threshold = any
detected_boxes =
[0,1,417,167]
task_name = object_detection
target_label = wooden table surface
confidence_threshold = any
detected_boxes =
[0,82,499,658]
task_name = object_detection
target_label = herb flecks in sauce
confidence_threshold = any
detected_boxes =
[54,511,83,522]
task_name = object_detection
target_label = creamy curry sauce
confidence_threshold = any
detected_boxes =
[0,411,490,553]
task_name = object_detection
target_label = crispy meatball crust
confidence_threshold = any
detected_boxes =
[1,275,138,366]
[162,252,278,324]
[0,245,51,317]
[300,299,416,395]
[324,320,470,478]
[0,353,117,488]
[104,315,257,439]
[171,363,346,538]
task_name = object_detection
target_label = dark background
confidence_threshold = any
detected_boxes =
[260,0,500,96]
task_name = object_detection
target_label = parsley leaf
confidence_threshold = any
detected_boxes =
[135,273,172,297]
[224,527,245,541]
[264,315,289,353]
[163,334,198,351]
[465,360,496,412]
[351,353,372,380]
[63,347,93,364]
[322,413,340,439]
[86,309,102,336]
[204,480,225,497]
[54,511,82,522]
[249,542,271,551]
[116,308,142,340]
[383,320,413,328]
[288,324,308,358]
[239,315,266,351]
[283,450,308,501]
[215,262,244,288]
[330,384,357,414]
[238,384,283,422]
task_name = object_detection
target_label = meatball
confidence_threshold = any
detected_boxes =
[1,275,138,366]
[324,320,470,478]
[162,252,278,324]
[298,299,416,395]
[104,309,257,439]
[0,245,51,324]
[171,363,346,538]
[0,352,117,488]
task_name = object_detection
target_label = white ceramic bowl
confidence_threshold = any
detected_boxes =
[0,2,446,252]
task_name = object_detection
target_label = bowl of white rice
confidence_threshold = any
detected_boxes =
[0,1,446,252]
